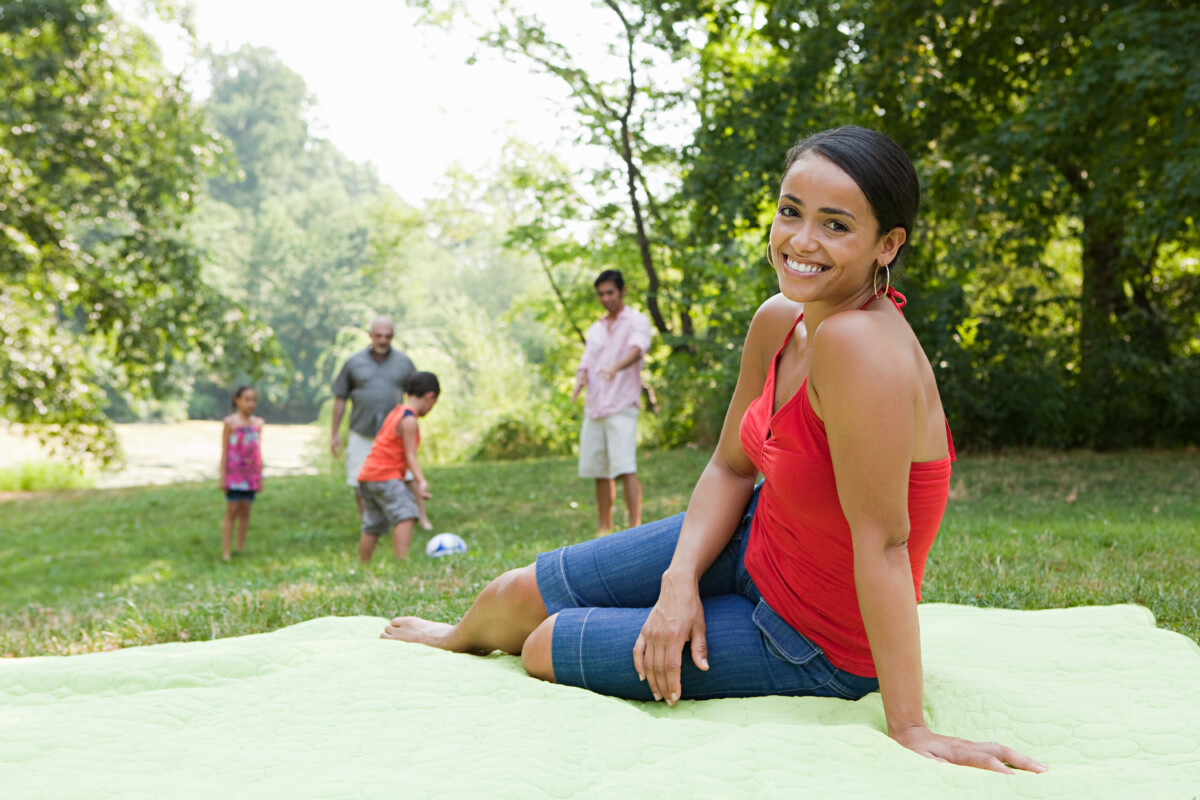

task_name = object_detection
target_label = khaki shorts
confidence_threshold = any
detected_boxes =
[578,406,638,480]
[358,479,420,535]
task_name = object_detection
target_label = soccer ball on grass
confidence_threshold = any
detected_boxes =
[425,532,468,558]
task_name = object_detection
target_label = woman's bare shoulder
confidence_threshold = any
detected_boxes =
[740,293,802,372]
[748,293,803,343]
[811,308,918,396]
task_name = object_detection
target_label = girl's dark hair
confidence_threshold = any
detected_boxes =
[782,126,920,270]
[230,385,255,410]
[405,372,440,397]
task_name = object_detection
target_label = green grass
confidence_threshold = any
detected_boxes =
[0,460,94,492]
[1,448,1197,658]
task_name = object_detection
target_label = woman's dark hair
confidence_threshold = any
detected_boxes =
[594,269,625,291]
[782,126,920,270]
[405,371,440,397]
[230,385,255,410]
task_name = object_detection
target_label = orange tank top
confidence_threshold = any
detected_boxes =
[357,404,418,482]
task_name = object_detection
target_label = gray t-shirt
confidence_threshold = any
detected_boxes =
[331,347,417,438]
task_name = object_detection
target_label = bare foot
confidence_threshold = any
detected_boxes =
[418,517,433,531]
[380,617,489,655]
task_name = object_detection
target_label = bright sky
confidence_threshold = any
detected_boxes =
[121,0,625,207]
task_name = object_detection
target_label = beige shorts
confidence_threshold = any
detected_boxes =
[346,430,415,488]
[578,406,638,480]
[345,430,374,487]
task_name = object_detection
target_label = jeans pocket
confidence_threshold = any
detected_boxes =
[825,671,879,700]
[751,599,823,666]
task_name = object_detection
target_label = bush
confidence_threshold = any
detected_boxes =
[0,461,95,492]
[471,417,570,462]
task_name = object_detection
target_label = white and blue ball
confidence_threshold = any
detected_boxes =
[425,532,468,558]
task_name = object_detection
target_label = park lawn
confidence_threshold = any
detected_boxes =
[1,448,1197,658]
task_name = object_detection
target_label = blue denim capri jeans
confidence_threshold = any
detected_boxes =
[535,487,879,702]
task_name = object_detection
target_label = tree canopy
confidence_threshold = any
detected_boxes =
[0,0,277,462]
[5,0,1197,461]
[187,45,423,422]
[438,0,1200,449]
[655,0,1200,447]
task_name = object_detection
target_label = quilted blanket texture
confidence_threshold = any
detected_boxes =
[2,603,1198,799]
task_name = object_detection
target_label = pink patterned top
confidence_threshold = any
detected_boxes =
[224,419,263,492]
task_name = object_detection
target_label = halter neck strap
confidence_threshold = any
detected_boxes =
[864,286,907,311]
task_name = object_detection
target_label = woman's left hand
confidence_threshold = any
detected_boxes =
[893,726,1048,774]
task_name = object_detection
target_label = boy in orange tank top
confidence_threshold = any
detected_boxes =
[355,372,440,562]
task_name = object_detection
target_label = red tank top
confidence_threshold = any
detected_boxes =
[357,404,418,482]
[738,290,955,677]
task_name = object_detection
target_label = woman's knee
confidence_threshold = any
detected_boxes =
[495,564,547,619]
[521,614,557,682]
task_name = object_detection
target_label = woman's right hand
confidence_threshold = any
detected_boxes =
[893,726,1048,774]
[633,570,708,706]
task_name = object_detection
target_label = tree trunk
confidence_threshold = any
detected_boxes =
[1078,216,1123,385]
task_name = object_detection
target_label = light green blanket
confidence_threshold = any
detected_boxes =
[2,604,1198,798]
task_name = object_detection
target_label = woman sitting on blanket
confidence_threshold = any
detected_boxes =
[383,126,1046,775]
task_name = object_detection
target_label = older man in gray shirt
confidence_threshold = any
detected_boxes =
[330,316,416,515]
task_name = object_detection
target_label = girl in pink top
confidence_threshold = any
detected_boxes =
[219,386,264,561]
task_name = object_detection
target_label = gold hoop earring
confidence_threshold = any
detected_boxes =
[873,262,892,297]
[765,244,774,269]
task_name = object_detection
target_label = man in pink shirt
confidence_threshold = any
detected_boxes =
[571,270,653,536]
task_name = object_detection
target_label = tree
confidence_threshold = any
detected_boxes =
[646,0,1200,447]
[193,46,423,421]
[0,0,278,463]
[409,0,772,444]
[473,1,691,339]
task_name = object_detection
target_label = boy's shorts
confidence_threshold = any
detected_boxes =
[578,405,638,479]
[358,479,420,535]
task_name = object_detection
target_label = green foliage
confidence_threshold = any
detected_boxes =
[2,449,1196,657]
[421,1,777,447]
[395,169,575,464]
[471,417,568,461]
[0,460,93,492]
[0,1,279,463]
[188,46,583,461]
[648,0,1200,448]
[189,46,424,421]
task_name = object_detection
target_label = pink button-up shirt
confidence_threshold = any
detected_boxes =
[577,305,653,419]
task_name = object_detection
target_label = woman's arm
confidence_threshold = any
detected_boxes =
[634,294,801,705]
[812,314,1046,775]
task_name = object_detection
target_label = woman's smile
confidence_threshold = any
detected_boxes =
[781,255,829,276]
